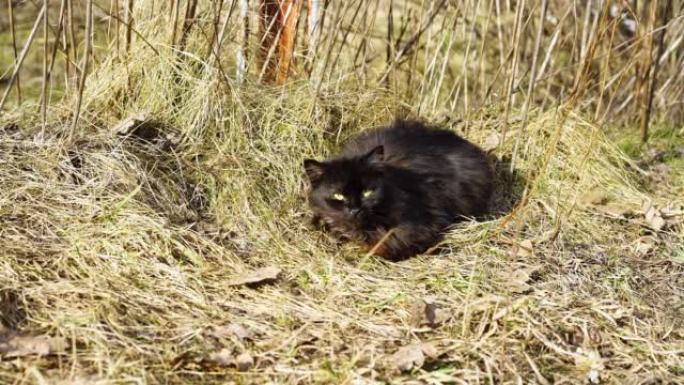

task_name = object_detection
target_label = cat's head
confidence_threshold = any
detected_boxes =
[303,146,387,235]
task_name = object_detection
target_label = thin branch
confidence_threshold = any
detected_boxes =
[640,0,673,142]
[40,0,50,132]
[378,0,448,85]
[7,0,22,105]
[71,0,93,133]
[521,0,547,130]
[0,5,46,111]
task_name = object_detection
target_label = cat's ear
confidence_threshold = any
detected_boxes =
[362,145,385,164]
[303,159,325,182]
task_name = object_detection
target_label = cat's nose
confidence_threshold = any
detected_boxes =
[349,208,361,217]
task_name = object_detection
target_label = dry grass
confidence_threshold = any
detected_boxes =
[2,90,683,383]
[1,1,684,384]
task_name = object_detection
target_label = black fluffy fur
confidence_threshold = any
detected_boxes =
[303,119,493,260]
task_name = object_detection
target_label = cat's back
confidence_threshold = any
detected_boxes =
[342,119,493,217]
[341,119,486,167]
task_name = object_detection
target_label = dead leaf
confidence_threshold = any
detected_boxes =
[409,299,451,328]
[391,344,424,372]
[501,266,540,294]
[599,202,635,218]
[235,352,254,371]
[574,348,603,384]
[483,132,501,152]
[663,205,684,228]
[633,236,656,256]
[647,163,670,183]
[408,301,424,327]
[507,271,532,293]
[661,204,684,218]
[642,200,655,215]
[113,113,148,135]
[511,239,535,258]
[227,266,282,287]
[460,295,509,320]
[493,307,509,321]
[580,189,610,206]
[208,348,234,366]
[427,305,451,327]
[419,342,439,359]
[647,214,666,231]
[642,200,666,231]
[211,323,254,341]
[390,343,439,372]
[350,376,384,385]
[0,332,66,358]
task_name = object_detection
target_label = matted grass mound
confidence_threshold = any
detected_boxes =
[1,81,682,384]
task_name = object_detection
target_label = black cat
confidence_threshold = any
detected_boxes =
[303,119,493,260]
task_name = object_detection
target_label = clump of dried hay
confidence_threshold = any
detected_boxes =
[1,82,682,383]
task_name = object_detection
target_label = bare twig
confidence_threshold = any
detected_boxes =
[640,0,673,142]
[171,0,181,46]
[521,0,547,129]
[0,5,46,111]
[7,0,22,105]
[71,0,94,133]
[236,0,249,82]
[124,0,135,52]
[91,2,161,56]
[40,0,50,132]
[178,0,199,51]
[66,0,79,83]
[501,0,526,143]
[307,0,321,61]
[378,0,448,85]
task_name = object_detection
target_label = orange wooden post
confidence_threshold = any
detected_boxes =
[259,0,302,84]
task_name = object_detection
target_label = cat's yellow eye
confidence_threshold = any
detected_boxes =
[362,189,373,198]
[332,193,346,201]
